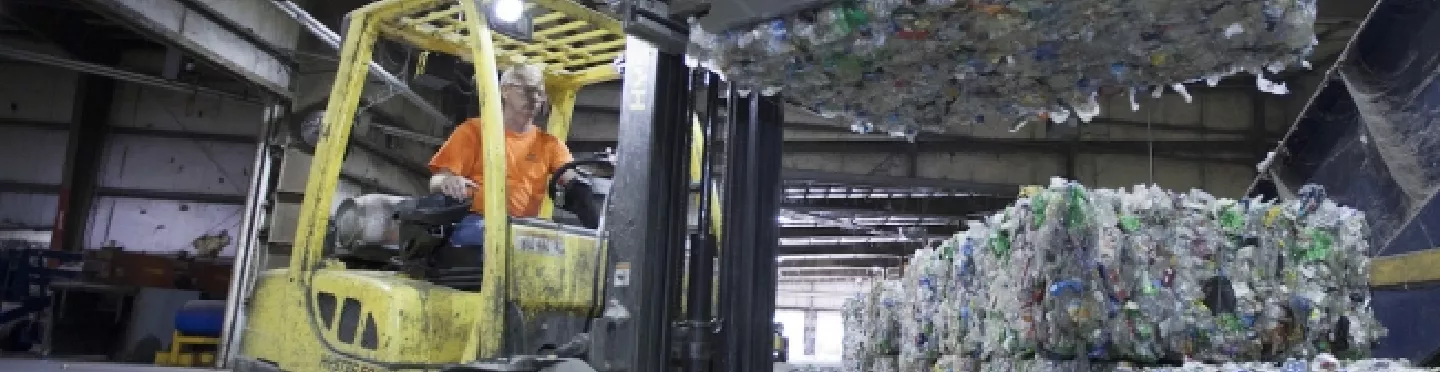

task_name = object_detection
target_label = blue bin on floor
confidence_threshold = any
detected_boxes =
[173,300,226,338]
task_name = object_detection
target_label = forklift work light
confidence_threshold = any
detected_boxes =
[483,0,533,41]
[491,0,523,23]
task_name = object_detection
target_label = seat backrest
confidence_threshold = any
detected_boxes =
[395,194,472,226]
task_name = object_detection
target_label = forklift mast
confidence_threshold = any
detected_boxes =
[595,2,784,371]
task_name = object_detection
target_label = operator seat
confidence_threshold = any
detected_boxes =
[324,168,610,289]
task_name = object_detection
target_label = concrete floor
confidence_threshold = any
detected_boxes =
[0,358,216,371]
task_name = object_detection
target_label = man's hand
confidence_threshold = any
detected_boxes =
[429,172,476,200]
[558,169,582,185]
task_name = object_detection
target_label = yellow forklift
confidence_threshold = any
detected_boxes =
[231,0,789,371]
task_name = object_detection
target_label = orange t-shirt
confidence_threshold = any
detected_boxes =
[427,118,574,217]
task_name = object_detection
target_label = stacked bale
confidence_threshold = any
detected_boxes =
[844,180,1389,371]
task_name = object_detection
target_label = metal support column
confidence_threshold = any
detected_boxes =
[906,142,919,178]
[803,308,817,356]
[217,102,284,368]
[752,94,783,369]
[717,92,784,372]
[595,35,694,372]
[50,47,120,252]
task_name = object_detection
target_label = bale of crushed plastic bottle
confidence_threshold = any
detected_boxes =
[944,179,1384,362]
[687,0,1317,135]
[963,355,1427,371]
[841,297,866,372]
[898,248,948,367]
[842,179,1386,367]
[863,280,903,357]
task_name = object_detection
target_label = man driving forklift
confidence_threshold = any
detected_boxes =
[323,63,605,280]
[426,63,595,249]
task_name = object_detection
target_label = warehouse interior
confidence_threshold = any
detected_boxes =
[0,0,1437,370]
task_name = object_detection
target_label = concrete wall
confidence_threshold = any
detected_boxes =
[0,61,81,122]
[0,125,70,228]
[0,56,78,230]
[97,135,253,197]
[0,193,61,229]
[86,198,246,256]
[0,43,268,255]
[108,81,261,137]
[87,82,263,255]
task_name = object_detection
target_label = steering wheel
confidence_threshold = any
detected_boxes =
[546,159,616,203]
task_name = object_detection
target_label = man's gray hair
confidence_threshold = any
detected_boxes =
[499,63,550,124]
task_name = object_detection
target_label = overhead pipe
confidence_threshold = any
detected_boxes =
[269,0,450,129]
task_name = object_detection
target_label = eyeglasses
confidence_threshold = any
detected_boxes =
[501,84,543,98]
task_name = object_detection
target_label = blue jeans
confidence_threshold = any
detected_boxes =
[449,214,486,247]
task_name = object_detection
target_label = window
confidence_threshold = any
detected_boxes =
[774,310,845,363]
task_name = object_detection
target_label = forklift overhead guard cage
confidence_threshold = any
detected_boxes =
[289,0,625,360]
